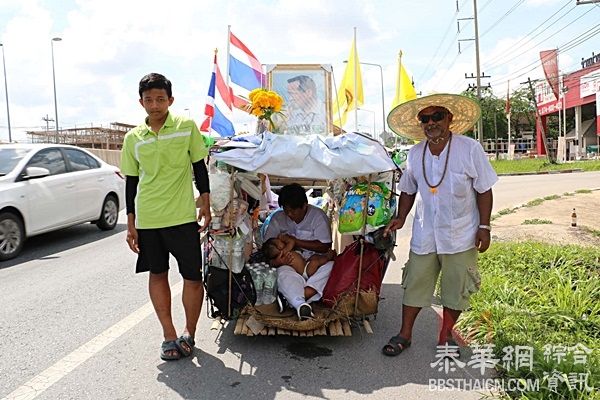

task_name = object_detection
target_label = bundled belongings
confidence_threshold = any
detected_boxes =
[205,265,256,320]
[321,240,385,316]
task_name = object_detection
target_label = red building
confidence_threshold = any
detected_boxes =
[535,52,600,159]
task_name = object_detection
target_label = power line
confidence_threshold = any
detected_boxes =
[486,0,589,69]
[415,6,461,84]
[416,0,475,86]
[482,0,574,66]
[479,0,493,13]
[490,24,600,88]
[484,7,596,74]
[480,0,527,37]
[428,0,481,89]
[439,0,525,89]
[447,0,575,90]
[491,24,600,86]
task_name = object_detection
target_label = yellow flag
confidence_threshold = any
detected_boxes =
[391,51,417,109]
[332,38,364,128]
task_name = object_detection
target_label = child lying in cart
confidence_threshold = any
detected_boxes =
[263,235,336,279]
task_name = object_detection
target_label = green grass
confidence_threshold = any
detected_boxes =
[582,226,600,238]
[522,219,553,225]
[491,159,600,174]
[492,207,518,221]
[576,189,593,194]
[525,198,545,207]
[544,195,561,201]
[457,242,600,399]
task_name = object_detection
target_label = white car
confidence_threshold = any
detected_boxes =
[0,144,125,260]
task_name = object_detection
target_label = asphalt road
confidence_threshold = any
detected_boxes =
[1,171,598,400]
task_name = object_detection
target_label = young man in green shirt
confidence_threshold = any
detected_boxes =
[121,73,211,361]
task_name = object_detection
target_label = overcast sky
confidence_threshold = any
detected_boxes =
[0,0,598,142]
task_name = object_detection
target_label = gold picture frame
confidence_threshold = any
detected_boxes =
[265,64,333,136]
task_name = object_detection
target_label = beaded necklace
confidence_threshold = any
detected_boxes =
[422,133,452,194]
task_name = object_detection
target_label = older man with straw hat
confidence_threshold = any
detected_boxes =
[381,93,498,357]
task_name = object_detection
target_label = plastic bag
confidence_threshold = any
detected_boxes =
[209,172,233,212]
[338,182,392,234]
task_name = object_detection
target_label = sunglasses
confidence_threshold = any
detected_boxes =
[418,111,447,124]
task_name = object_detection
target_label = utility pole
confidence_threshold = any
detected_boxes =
[473,0,483,146]
[42,114,54,143]
[494,112,498,159]
[457,0,489,145]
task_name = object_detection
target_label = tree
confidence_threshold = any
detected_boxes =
[507,87,536,137]
[461,87,536,140]
[462,90,505,140]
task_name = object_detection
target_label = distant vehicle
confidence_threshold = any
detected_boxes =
[0,144,125,260]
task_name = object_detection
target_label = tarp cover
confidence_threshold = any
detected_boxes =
[212,132,397,179]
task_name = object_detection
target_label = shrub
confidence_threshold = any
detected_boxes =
[457,242,600,399]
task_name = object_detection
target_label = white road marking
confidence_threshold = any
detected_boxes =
[2,281,184,400]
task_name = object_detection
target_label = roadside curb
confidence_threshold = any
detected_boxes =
[492,187,600,221]
[497,168,584,176]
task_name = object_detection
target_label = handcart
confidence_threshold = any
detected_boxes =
[202,132,401,337]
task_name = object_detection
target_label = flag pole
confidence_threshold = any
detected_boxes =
[507,79,512,160]
[353,27,358,132]
[397,50,403,103]
[395,50,403,149]
[226,25,232,94]
[209,48,219,133]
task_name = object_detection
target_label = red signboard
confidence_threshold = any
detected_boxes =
[540,49,560,100]
[597,92,600,136]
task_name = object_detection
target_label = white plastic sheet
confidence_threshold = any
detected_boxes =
[212,132,397,179]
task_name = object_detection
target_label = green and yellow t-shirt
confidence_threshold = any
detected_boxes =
[120,112,208,229]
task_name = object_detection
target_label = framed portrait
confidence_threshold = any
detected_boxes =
[265,64,333,136]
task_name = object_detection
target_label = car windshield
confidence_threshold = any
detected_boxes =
[0,148,33,175]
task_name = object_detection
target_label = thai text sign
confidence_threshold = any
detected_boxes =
[580,69,600,98]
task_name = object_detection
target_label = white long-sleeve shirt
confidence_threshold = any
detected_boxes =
[399,134,498,255]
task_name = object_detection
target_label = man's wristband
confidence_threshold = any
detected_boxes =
[478,224,491,231]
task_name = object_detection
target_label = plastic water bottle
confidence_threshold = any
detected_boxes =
[262,269,277,305]
[252,268,264,305]
[232,248,244,273]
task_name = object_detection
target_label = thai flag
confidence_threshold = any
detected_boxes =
[200,54,235,137]
[228,31,265,109]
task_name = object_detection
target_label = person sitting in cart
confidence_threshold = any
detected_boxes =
[263,183,334,320]
[263,236,336,280]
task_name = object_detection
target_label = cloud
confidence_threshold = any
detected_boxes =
[1,0,599,142]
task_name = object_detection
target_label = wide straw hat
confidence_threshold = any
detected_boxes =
[387,93,481,141]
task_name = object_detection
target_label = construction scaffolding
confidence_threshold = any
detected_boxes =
[26,122,134,150]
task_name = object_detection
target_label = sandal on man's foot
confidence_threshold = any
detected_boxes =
[382,335,411,357]
[175,334,195,357]
[160,340,182,361]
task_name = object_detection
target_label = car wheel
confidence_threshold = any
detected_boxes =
[0,212,25,261]
[96,195,119,231]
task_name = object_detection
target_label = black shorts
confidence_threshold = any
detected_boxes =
[136,222,202,281]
